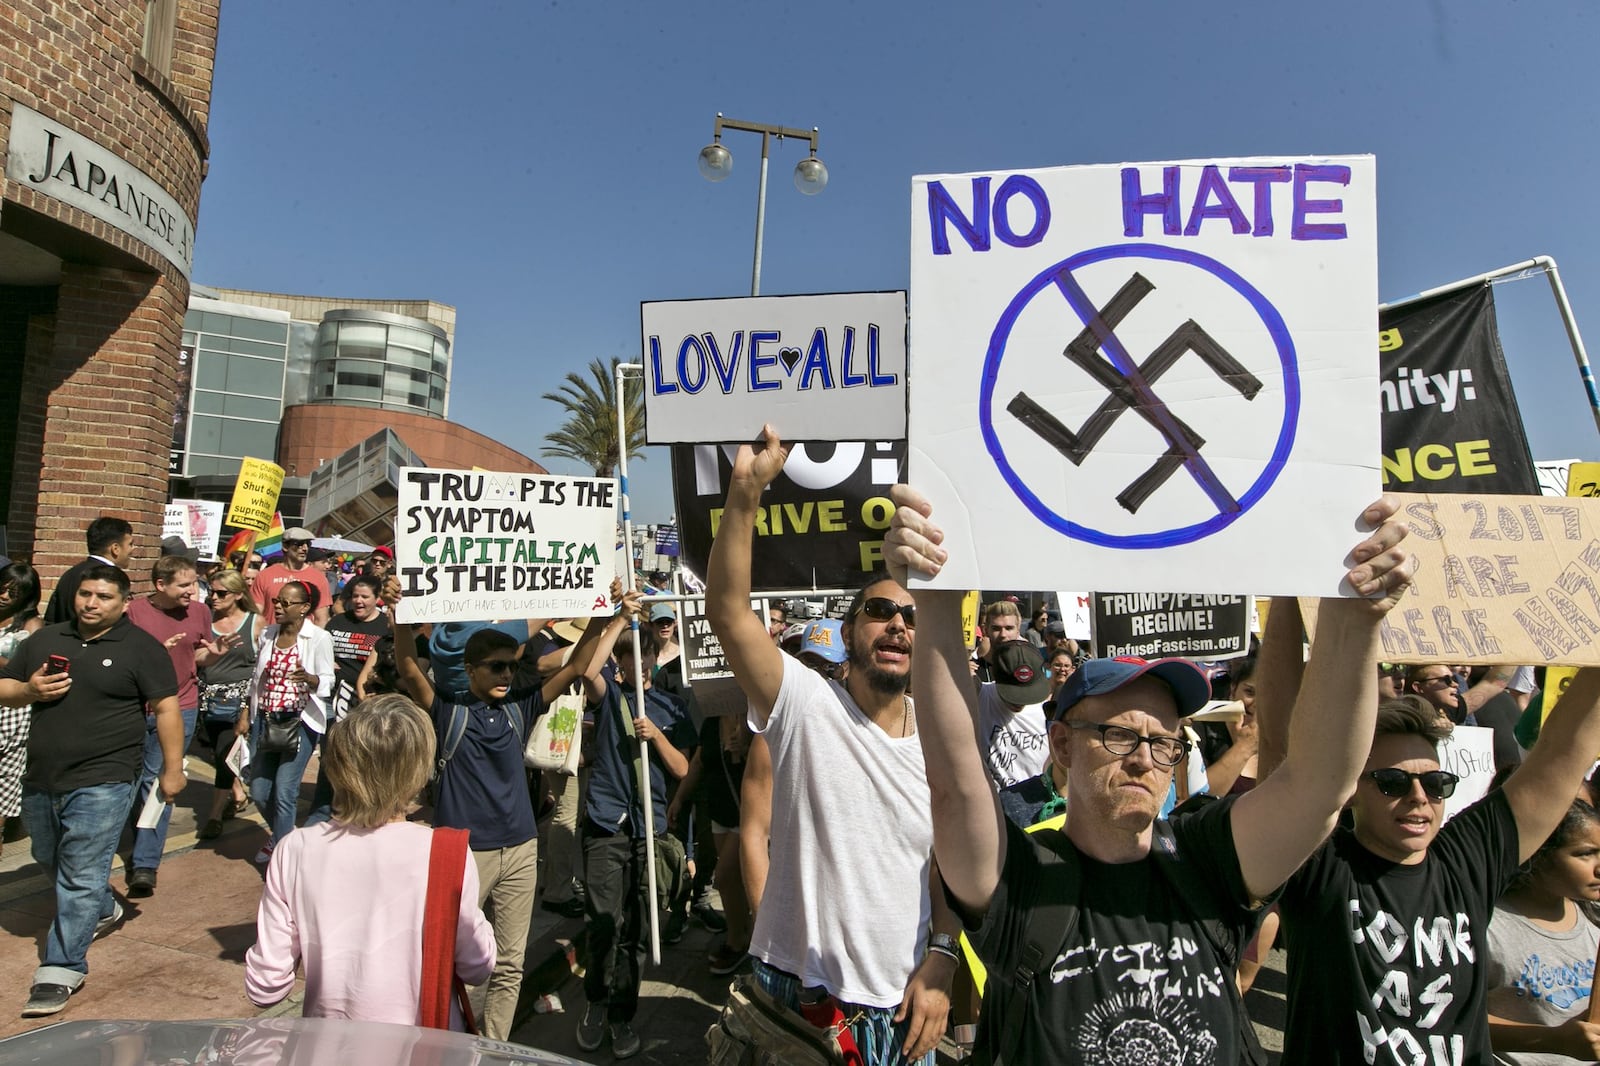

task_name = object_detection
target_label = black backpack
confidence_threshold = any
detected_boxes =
[978,814,1269,1065]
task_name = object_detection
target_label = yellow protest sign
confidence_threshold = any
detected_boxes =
[960,590,980,649]
[1569,462,1600,499]
[225,457,284,532]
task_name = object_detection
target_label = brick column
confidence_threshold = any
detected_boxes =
[12,263,187,591]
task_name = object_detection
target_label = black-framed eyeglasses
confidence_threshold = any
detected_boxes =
[855,597,916,628]
[1365,768,1459,800]
[475,660,517,675]
[1065,721,1190,768]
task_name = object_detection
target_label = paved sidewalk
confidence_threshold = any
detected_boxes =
[0,762,299,1039]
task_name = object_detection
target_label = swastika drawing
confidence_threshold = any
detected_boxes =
[1006,271,1264,514]
[977,243,1300,551]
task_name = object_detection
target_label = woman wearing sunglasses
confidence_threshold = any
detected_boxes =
[1485,799,1600,1063]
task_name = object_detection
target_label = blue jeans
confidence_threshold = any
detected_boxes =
[21,781,135,986]
[752,959,934,1066]
[130,707,198,870]
[249,717,316,844]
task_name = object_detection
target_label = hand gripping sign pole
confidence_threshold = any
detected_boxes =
[1380,256,1600,438]
[615,360,661,965]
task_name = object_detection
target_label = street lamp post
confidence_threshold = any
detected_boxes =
[698,114,827,296]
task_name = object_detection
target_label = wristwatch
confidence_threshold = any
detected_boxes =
[928,932,960,956]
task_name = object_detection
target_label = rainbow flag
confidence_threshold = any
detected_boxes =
[255,512,285,558]
[223,512,285,563]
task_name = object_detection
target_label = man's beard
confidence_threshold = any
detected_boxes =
[848,640,910,695]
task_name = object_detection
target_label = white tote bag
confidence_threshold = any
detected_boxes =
[525,692,585,775]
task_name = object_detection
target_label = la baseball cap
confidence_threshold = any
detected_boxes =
[990,639,1050,705]
[799,619,847,664]
[1053,656,1211,719]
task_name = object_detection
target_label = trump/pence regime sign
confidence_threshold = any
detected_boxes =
[908,156,1379,597]
[394,469,618,624]
[641,291,907,444]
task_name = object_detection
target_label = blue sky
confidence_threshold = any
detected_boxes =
[194,1,1600,524]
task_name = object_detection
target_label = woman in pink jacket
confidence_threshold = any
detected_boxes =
[245,693,494,1029]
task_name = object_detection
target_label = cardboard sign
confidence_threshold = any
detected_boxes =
[163,499,224,560]
[670,439,904,592]
[1092,593,1251,660]
[393,469,618,624]
[1437,725,1495,823]
[641,292,907,444]
[225,457,284,532]
[908,156,1379,596]
[679,596,766,685]
[1300,493,1600,667]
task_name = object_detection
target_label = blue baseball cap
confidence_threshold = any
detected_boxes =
[799,619,848,664]
[649,603,677,623]
[1053,657,1210,719]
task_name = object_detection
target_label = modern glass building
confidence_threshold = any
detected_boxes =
[177,297,292,479]
[311,309,449,416]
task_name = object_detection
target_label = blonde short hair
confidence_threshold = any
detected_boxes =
[985,600,1021,623]
[322,693,435,829]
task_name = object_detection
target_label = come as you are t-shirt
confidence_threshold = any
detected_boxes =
[1278,789,1520,1065]
[968,796,1260,1063]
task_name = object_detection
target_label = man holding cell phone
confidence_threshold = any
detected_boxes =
[0,564,181,1019]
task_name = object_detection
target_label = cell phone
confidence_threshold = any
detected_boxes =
[46,654,70,676]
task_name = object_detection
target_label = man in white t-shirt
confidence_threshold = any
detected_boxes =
[977,639,1050,790]
[707,426,959,1065]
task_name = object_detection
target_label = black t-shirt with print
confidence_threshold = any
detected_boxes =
[968,796,1261,1063]
[1278,788,1519,1065]
[324,612,388,716]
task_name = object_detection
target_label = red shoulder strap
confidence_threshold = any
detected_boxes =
[420,827,472,1031]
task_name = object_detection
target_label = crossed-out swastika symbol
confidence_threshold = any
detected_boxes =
[1007,271,1264,514]
[977,243,1299,551]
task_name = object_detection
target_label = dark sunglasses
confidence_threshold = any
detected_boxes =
[475,660,517,675]
[1366,768,1459,800]
[855,597,915,628]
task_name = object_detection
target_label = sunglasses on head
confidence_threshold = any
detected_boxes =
[1366,768,1460,800]
[855,597,915,628]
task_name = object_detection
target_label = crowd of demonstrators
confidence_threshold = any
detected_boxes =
[0,561,43,853]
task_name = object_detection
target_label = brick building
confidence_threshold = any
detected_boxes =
[0,1,220,587]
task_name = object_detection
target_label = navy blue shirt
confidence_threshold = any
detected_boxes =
[430,687,543,850]
[585,679,693,838]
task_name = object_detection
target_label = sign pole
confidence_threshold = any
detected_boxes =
[615,360,660,965]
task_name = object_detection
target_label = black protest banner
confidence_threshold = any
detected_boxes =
[1379,284,1537,494]
[671,440,904,592]
[1091,593,1252,660]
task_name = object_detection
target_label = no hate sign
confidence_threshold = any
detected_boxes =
[908,156,1379,597]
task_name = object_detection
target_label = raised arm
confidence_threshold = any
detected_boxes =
[1231,497,1414,899]
[577,594,640,703]
[705,426,789,726]
[1462,664,1516,715]
[1502,667,1600,863]
[382,577,435,710]
[1254,596,1307,780]
[885,485,1008,915]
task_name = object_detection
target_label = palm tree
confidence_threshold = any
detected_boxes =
[540,356,646,478]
